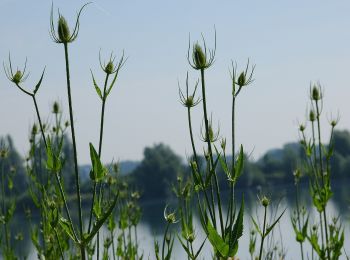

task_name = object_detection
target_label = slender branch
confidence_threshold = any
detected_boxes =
[200,68,224,235]
[63,43,84,258]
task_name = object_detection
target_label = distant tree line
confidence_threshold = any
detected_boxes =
[1,130,350,202]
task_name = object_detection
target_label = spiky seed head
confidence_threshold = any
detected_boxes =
[311,86,321,101]
[193,43,206,69]
[309,110,316,122]
[105,61,114,75]
[330,120,337,127]
[13,70,23,84]
[187,233,195,243]
[53,101,60,114]
[185,96,194,107]
[166,212,176,224]
[261,196,270,207]
[299,124,305,132]
[237,72,246,87]
[57,16,71,43]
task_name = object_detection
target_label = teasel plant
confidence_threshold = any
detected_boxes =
[24,103,72,259]
[176,30,256,259]
[250,196,285,260]
[87,49,125,259]
[290,168,308,260]
[5,3,123,258]
[0,143,19,259]
[296,84,344,260]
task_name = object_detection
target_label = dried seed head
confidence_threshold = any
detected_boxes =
[57,16,71,43]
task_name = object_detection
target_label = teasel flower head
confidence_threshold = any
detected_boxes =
[52,101,60,114]
[164,205,178,224]
[309,109,316,122]
[187,29,216,70]
[50,3,90,44]
[179,72,201,108]
[230,59,255,97]
[99,50,126,75]
[310,82,323,101]
[4,55,29,85]
[328,112,340,128]
[259,195,270,208]
[200,116,220,143]
[4,54,46,96]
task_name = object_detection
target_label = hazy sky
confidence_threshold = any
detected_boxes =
[1,0,350,164]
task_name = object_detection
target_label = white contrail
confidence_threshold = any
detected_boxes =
[93,2,112,17]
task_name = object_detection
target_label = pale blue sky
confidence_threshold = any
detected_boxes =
[1,0,350,164]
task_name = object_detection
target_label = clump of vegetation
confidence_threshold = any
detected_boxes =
[3,3,131,259]
[292,84,345,260]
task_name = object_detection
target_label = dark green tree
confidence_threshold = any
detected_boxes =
[131,143,184,200]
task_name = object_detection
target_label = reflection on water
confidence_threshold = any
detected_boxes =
[4,180,350,259]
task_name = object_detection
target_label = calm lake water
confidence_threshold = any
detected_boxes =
[3,179,350,259]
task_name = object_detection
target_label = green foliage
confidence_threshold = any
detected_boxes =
[132,143,184,199]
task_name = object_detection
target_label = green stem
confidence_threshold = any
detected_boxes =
[162,223,170,260]
[54,172,79,241]
[187,107,214,224]
[315,100,330,260]
[32,95,47,148]
[134,226,139,260]
[63,43,84,252]
[200,68,224,235]
[258,206,267,260]
[295,183,304,260]
[111,229,116,260]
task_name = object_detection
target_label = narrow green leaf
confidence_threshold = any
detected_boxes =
[234,145,244,183]
[250,216,262,236]
[33,67,46,95]
[91,71,102,100]
[59,217,77,243]
[265,208,286,237]
[83,192,119,244]
[177,235,192,258]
